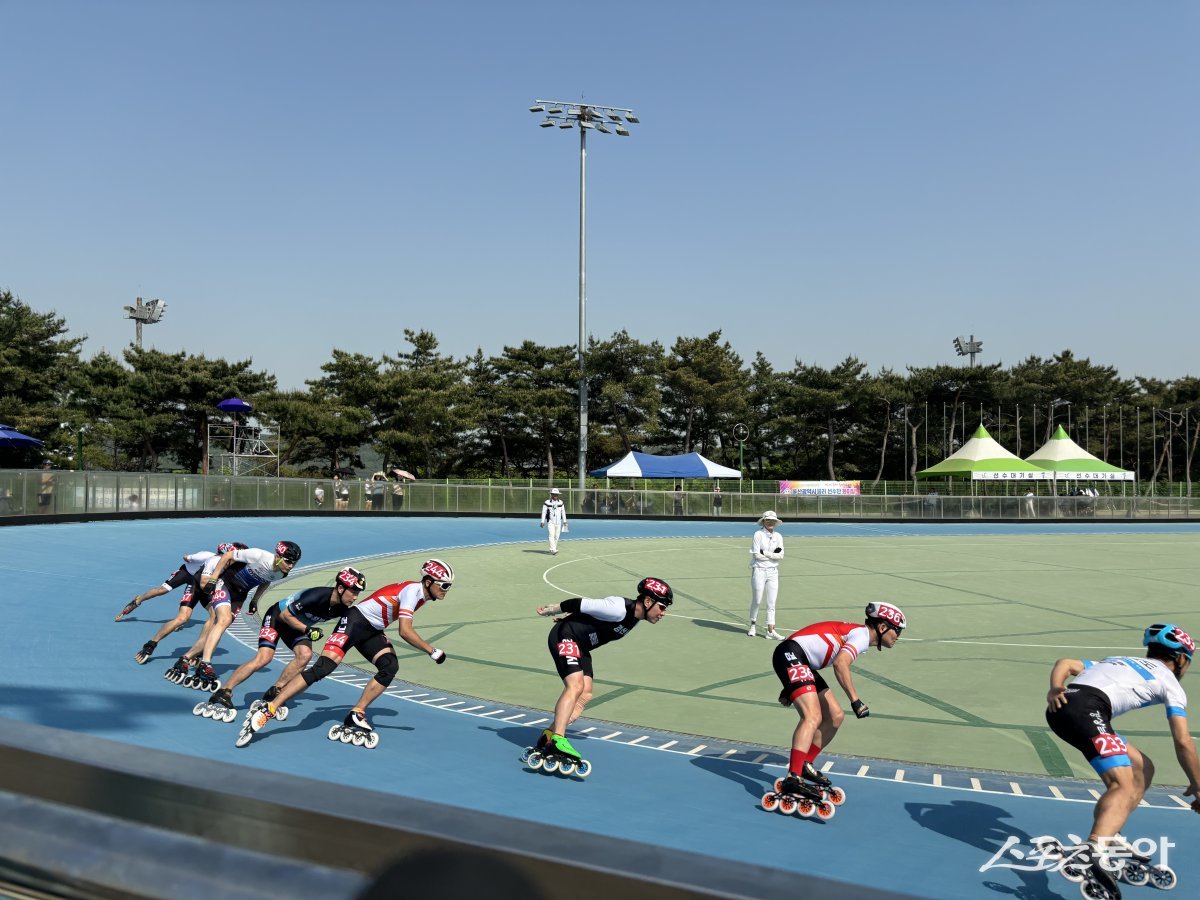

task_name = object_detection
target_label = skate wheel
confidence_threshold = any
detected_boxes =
[1078,882,1117,900]
[222,708,237,723]
[815,801,836,821]
[525,752,543,770]
[827,786,847,806]
[339,729,354,743]
[795,797,816,818]
[1061,862,1087,884]
[327,725,342,741]
[778,795,797,815]
[542,757,560,774]
[774,777,785,793]
[211,679,222,691]
[181,675,194,688]
[559,760,577,776]
[275,705,289,722]
[761,793,780,812]
[1149,866,1176,890]
[575,759,591,778]
[192,701,207,716]
[235,727,254,748]
[365,732,380,749]
[351,732,366,747]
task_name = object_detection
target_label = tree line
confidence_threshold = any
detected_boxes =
[3,288,1199,485]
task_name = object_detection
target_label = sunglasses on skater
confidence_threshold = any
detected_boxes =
[435,580,453,591]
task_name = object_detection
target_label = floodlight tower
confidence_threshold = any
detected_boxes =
[124,297,167,349]
[530,99,639,491]
[952,334,983,367]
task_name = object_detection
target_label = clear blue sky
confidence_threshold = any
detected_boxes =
[2,1,1196,390]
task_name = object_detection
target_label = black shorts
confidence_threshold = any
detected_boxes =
[162,566,195,591]
[773,640,829,706]
[179,583,211,610]
[548,622,594,679]
[256,603,311,652]
[1045,684,1132,774]
[323,607,392,663]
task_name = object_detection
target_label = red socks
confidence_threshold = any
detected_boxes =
[790,743,821,774]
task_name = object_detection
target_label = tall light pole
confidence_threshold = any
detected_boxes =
[531,99,639,490]
[952,334,983,367]
[123,297,167,349]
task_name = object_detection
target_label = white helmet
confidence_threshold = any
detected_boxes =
[865,601,906,631]
[421,558,454,586]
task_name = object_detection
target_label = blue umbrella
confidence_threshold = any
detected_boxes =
[216,398,253,415]
[0,424,44,449]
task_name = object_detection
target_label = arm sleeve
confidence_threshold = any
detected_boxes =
[579,597,627,622]
[539,502,549,525]
[1165,681,1188,719]
[559,597,583,614]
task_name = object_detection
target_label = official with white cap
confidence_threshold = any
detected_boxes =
[748,510,785,639]
[540,487,569,555]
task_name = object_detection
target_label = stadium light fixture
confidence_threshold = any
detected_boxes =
[952,333,984,367]
[123,296,167,349]
[530,98,641,491]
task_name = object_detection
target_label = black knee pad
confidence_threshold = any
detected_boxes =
[303,655,339,686]
[374,652,398,687]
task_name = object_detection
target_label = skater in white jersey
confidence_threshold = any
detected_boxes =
[1043,624,1200,893]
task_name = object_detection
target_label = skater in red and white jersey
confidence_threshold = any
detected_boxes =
[246,558,455,742]
[771,602,906,798]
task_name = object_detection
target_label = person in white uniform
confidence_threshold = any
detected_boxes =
[748,510,785,639]
[540,487,569,555]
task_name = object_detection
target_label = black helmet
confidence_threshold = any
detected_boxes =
[637,577,673,606]
[336,566,366,592]
[275,540,302,564]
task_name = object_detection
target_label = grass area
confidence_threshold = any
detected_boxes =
[275,531,1200,780]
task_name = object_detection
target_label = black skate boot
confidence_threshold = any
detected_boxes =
[116,596,142,621]
[135,639,157,665]
[164,655,192,683]
[800,760,832,789]
[191,659,220,691]
[328,708,378,748]
[193,686,238,723]
[762,774,837,820]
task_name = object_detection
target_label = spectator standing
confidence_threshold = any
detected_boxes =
[712,484,723,516]
[540,487,569,555]
[391,474,405,511]
[369,472,387,511]
[748,510,786,639]
[673,485,685,516]
[334,475,349,511]
[37,460,55,513]
[314,486,325,508]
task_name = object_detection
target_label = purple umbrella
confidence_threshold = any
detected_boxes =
[0,424,44,448]
[216,398,253,415]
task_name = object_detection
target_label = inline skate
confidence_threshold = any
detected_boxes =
[115,596,142,621]
[134,639,157,665]
[193,686,238,723]
[1031,838,1122,900]
[245,686,289,722]
[184,659,221,691]
[163,655,194,684]
[761,773,837,820]
[1108,836,1176,890]
[327,709,379,749]
[521,732,591,777]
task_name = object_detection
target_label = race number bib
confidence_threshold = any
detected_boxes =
[557,640,581,659]
[787,664,815,684]
[1092,734,1128,757]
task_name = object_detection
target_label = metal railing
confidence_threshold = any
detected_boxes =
[1,468,1197,520]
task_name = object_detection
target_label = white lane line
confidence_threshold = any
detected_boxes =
[971,778,982,791]
[659,740,678,750]
[687,745,708,755]
[628,736,648,745]
[1010,782,1024,796]
[894,770,905,782]
[857,765,870,777]
[599,731,622,740]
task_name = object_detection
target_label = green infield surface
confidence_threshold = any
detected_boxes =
[278,531,1200,781]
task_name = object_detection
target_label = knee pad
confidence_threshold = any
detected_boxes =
[373,653,398,687]
[302,655,339,686]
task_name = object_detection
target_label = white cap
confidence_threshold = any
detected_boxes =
[550,488,561,495]
[758,510,781,524]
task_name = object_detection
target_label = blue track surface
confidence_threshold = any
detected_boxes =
[2,516,1198,898]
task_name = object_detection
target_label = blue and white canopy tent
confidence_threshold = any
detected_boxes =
[590,451,741,479]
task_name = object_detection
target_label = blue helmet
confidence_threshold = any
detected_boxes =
[1143,623,1195,660]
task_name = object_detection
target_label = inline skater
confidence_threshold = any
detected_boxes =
[524,576,674,776]
[764,602,906,816]
[130,542,247,662]
[197,567,365,721]
[1042,624,1200,895]
[168,541,300,690]
[118,542,245,621]
[243,559,455,748]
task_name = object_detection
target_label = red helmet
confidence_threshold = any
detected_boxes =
[336,567,366,592]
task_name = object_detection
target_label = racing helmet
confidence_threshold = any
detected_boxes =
[216,541,249,553]
[335,566,366,593]
[275,540,302,564]
[637,577,673,607]
[1143,623,1195,661]
[865,601,906,632]
[421,558,454,586]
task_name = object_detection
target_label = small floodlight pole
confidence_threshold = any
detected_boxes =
[952,333,984,367]
[531,99,639,491]
[123,296,167,349]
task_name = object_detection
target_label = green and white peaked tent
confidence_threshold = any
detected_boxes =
[917,425,1052,481]
[1024,425,1134,481]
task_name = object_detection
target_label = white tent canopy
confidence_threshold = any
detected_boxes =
[1025,425,1134,481]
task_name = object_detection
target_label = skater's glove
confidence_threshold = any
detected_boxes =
[851,699,870,718]
[307,627,323,642]
[248,600,258,616]
[430,648,446,664]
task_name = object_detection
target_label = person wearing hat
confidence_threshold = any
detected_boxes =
[748,510,785,639]
[539,487,569,555]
